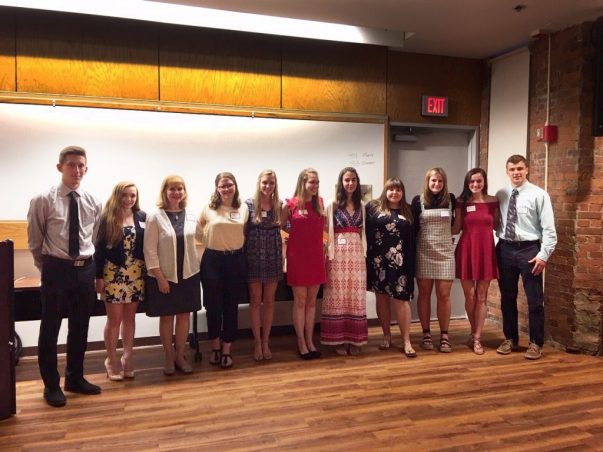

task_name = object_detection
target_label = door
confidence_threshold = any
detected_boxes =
[0,240,16,420]
[388,124,477,321]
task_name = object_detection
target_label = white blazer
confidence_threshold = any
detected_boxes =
[143,209,200,283]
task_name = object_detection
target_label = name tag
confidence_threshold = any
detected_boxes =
[139,221,146,229]
[466,205,476,213]
[261,211,268,218]
[337,237,347,245]
[230,212,241,220]
[440,210,450,217]
[299,209,308,215]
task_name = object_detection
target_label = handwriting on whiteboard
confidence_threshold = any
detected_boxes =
[348,152,375,166]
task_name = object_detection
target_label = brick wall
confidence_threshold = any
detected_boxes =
[488,22,603,354]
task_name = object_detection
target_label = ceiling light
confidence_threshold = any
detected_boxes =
[0,0,407,48]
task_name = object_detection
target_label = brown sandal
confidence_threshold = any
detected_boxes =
[439,336,452,353]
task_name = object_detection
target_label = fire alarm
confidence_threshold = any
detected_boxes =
[543,124,558,143]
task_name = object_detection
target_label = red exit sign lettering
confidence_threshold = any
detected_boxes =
[421,95,449,117]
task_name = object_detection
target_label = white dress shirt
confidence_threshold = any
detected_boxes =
[496,180,557,261]
[27,181,102,270]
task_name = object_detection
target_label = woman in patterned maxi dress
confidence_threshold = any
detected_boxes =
[321,167,368,355]
[366,177,416,358]
[245,170,283,361]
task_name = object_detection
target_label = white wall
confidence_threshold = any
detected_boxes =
[487,48,530,189]
[2,103,384,347]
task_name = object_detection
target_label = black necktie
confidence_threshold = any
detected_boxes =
[505,188,518,240]
[69,191,80,258]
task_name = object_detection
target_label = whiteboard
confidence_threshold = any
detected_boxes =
[0,103,385,218]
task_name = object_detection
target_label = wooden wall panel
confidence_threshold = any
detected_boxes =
[0,7,16,92]
[387,51,483,125]
[16,10,158,100]
[0,221,27,250]
[282,39,386,114]
[160,26,281,108]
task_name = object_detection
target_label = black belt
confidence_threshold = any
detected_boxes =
[205,248,244,256]
[499,239,540,248]
[43,255,93,267]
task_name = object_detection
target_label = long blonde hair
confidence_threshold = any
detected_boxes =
[422,167,450,208]
[293,168,323,216]
[252,169,281,225]
[100,181,140,247]
[370,177,413,223]
[157,175,188,209]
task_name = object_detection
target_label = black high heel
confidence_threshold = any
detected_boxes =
[298,348,312,360]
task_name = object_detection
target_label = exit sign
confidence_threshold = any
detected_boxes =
[421,95,449,117]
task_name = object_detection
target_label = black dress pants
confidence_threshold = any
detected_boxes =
[496,241,545,347]
[38,256,96,390]
[200,249,246,343]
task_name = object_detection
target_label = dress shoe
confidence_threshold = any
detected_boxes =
[175,357,193,374]
[64,378,101,395]
[43,387,66,407]
[121,355,135,379]
[309,349,322,359]
[105,358,124,382]
[298,348,312,360]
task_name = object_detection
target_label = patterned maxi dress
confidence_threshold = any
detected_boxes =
[321,206,368,346]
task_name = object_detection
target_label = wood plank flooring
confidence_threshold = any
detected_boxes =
[2,320,603,451]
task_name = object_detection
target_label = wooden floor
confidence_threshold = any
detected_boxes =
[2,320,603,451]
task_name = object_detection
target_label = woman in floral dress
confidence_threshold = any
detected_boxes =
[365,177,416,358]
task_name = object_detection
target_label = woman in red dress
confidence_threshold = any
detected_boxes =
[282,168,326,360]
[452,168,500,355]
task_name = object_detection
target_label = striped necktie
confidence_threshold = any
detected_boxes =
[505,188,518,240]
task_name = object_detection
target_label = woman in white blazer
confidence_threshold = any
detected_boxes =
[144,175,200,375]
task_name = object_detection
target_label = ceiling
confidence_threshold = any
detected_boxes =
[154,0,603,59]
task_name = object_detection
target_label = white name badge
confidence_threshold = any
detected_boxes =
[440,210,450,217]
[299,209,308,215]
[139,221,146,229]
[230,212,241,220]
[466,205,476,213]
[261,211,268,218]
[337,237,347,245]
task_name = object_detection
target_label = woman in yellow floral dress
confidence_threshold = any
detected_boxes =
[95,182,146,380]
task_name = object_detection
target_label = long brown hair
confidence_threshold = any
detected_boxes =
[459,168,489,203]
[336,167,361,210]
[209,172,241,210]
[422,167,450,208]
[100,181,140,247]
[371,177,413,223]
[293,168,323,216]
[252,169,281,225]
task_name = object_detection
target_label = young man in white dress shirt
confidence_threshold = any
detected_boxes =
[495,154,557,360]
[28,146,103,406]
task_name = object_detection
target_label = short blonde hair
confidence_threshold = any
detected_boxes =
[157,175,187,209]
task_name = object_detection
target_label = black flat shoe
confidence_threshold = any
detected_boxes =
[64,378,101,395]
[43,387,66,407]
[298,348,312,360]
[309,349,322,359]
